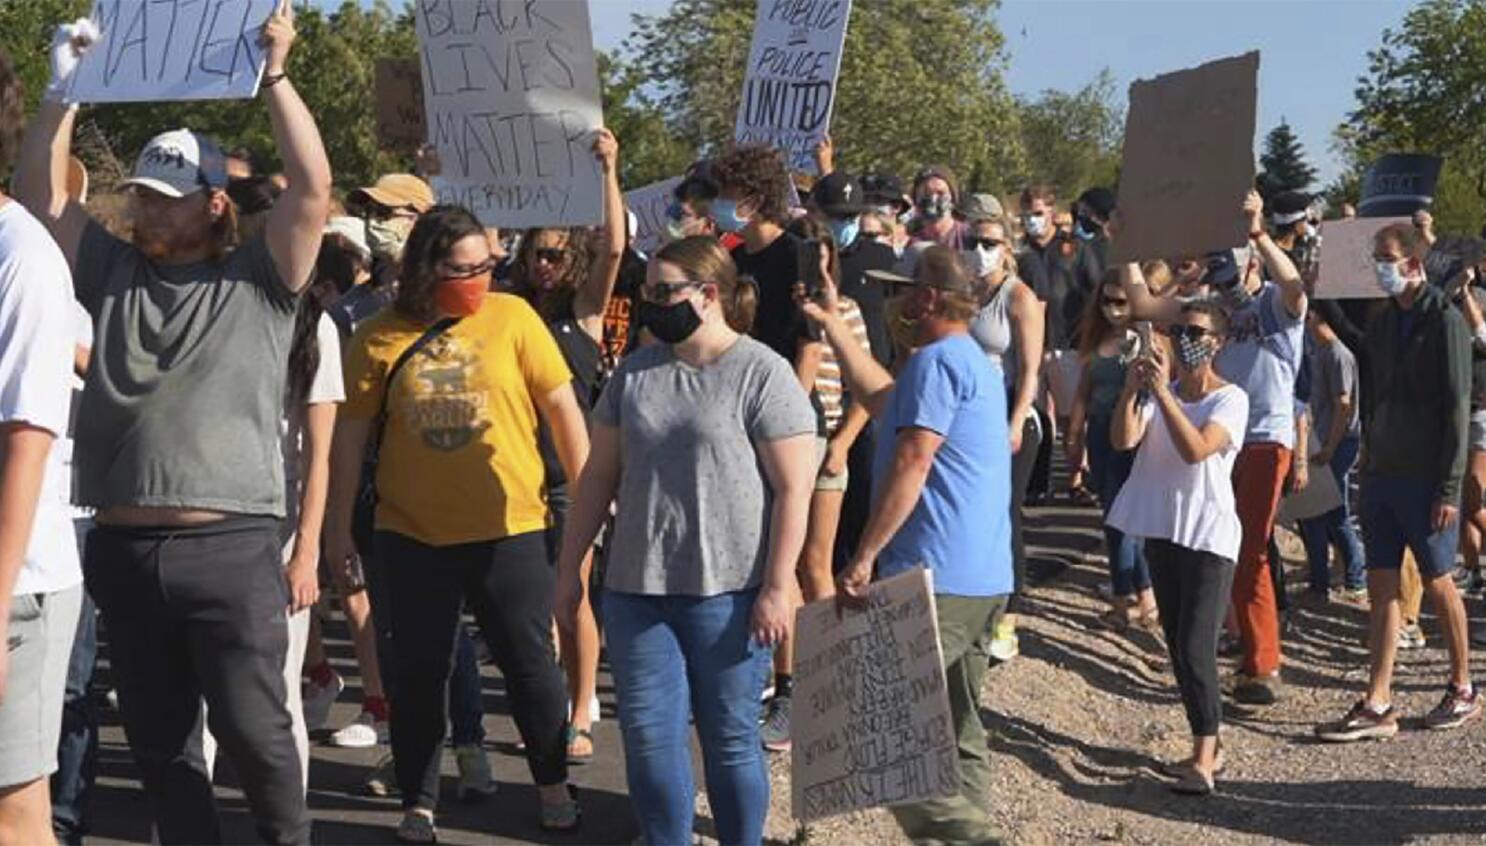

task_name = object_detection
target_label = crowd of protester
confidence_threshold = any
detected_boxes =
[4,8,1486,846]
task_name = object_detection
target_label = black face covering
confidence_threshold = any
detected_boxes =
[637,298,703,344]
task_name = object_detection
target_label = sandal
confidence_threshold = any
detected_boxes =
[566,726,595,765]
[1068,483,1098,507]
[1169,764,1215,796]
[1159,747,1225,778]
[1098,607,1132,631]
[540,786,582,833]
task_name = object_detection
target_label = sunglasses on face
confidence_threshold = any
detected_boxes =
[964,236,1004,251]
[534,247,570,265]
[640,280,704,303]
[438,258,496,280]
[1101,295,1128,307]
[859,228,888,240]
[1165,325,1213,343]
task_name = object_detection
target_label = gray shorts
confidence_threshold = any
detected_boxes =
[0,582,82,787]
[1472,410,1486,453]
[815,436,849,492]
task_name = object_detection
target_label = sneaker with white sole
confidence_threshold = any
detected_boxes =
[1397,622,1427,650]
[1315,700,1399,742]
[1424,685,1483,730]
[455,744,496,802]
[301,672,345,733]
[329,710,388,748]
[989,618,1019,663]
[395,809,436,844]
[759,694,792,753]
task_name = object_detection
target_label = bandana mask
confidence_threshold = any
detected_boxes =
[1175,334,1216,370]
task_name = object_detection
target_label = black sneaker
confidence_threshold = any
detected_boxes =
[1315,700,1399,742]
[1231,672,1282,706]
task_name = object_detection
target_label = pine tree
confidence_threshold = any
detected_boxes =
[1259,120,1318,196]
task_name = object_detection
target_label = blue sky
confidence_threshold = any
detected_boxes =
[344,0,1418,185]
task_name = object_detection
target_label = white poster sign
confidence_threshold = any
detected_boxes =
[69,0,278,103]
[734,0,852,173]
[416,0,605,228]
[1315,217,1409,300]
[791,567,959,822]
[625,177,683,257]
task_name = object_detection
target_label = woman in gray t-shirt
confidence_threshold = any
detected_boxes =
[554,236,815,846]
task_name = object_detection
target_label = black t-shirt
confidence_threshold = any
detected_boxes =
[1018,237,1100,350]
[838,239,898,366]
[539,318,603,487]
[731,230,817,363]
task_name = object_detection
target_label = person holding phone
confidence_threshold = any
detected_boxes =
[1107,299,1248,796]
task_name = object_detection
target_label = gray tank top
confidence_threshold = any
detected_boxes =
[970,277,1020,371]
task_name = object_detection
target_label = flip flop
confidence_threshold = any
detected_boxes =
[566,726,595,766]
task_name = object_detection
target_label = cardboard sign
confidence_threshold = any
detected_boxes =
[416,0,605,228]
[1314,216,1408,299]
[625,177,683,257]
[734,0,853,174]
[69,0,278,103]
[374,58,426,152]
[1277,431,1343,524]
[1110,52,1259,264]
[791,567,958,823]
[1358,154,1442,218]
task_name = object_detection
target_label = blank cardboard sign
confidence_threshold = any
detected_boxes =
[1111,52,1259,265]
[1314,217,1408,299]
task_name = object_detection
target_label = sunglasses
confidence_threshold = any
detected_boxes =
[964,236,1004,251]
[860,228,888,240]
[1165,325,1214,342]
[534,247,570,265]
[640,280,705,302]
[439,258,496,280]
[1101,295,1128,306]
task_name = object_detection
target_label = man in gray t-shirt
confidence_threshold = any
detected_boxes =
[13,9,330,841]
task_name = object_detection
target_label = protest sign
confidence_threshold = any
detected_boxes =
[69,0,279,103]
[1314,216,1408,299]
[791,567,958,823]
[625,177,683,257]
[734,0,853,173]
[374,59,426,153]
[1277,432,1343,523]
[1110,52,1259,265]
[415,0,605,228]
[1358,154,1442,217]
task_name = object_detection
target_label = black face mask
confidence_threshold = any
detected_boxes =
[637,298,703,344]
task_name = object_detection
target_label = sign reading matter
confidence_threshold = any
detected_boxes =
[1314,216,1408,299]
[415,0,605,228]
[734,0,853,173]
[791,567,958,823]
[1111,51,1259,265]
[69,0,279,103]
[625,177,683,257]
[374,59,426,153]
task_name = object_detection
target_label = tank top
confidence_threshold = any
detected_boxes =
[1088,352,1128,418]
[970,277,1019,369]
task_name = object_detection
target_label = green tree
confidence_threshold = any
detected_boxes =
[1333,0,1486,232]
[598,52,693,190]
[622,0,1026,192]
[1015,68,1122,200]
[1258,119,1317,197]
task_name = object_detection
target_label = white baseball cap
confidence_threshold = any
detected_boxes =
[122,129,229,198]
[324,216,370,260]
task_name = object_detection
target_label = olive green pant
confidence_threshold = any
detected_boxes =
[888,593,1008,846]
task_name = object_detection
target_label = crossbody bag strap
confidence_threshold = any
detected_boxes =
[370,316,460,464]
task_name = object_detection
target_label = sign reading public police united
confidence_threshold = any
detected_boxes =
[734,0,853,174]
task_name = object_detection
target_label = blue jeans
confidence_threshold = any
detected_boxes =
[1360,472,1459,579]
[449,627,485,747]
[1088,415,1149,596]
[605,589,771,846]
[1298,436,1366,591]
[51,589,97,845]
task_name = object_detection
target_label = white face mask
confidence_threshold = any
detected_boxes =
[1023,213,1049,239]
[1375,259,1411,296]
[960,244,1002,279]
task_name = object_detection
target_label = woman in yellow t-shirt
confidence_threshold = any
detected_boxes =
[326,206,590,841]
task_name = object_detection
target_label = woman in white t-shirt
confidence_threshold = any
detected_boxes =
[1107,298,1248,797]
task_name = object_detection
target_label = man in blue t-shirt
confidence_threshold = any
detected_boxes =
[803,244,1010,845]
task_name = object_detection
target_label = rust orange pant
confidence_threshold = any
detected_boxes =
[1232,442,1291,677]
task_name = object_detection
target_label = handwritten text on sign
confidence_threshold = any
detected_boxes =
[735,0,853,174]
[374,58,427,152]
[69,0,277,103]
[791,567,958,822]
[415,0,604,228]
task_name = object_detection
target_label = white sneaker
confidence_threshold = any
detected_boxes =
[302,672,345,732]
[329,710,388,748]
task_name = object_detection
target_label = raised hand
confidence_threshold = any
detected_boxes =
[260,0,296,77]
[45,17,100,103]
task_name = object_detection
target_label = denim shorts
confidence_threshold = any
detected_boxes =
[1360,473,1460,580]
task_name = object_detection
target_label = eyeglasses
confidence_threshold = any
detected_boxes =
[534,247,570,266]
[964,236,1004,251]
[1165,325,1213,342]
[438,258,496,280]
[640,280,705,302]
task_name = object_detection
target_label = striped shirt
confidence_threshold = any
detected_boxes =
[816,297,873,435]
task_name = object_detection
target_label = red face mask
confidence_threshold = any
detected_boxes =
[433,274,489,317]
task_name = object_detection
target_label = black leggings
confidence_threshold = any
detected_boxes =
[1146,539,1235,737]
[375,530,569,811]
[1009,413,1043,603]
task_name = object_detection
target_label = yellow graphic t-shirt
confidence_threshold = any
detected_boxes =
[343,293,572,546]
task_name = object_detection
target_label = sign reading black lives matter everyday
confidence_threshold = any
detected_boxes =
[791,567,958,822]
[69,0,279,103]
[416,0,604,228]
[735,0,853,173]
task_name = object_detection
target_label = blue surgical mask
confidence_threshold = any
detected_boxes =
[712,198,750,234]
[829,216,860,248]
[1075,217,1098,241]
[1375,260,1410,296]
